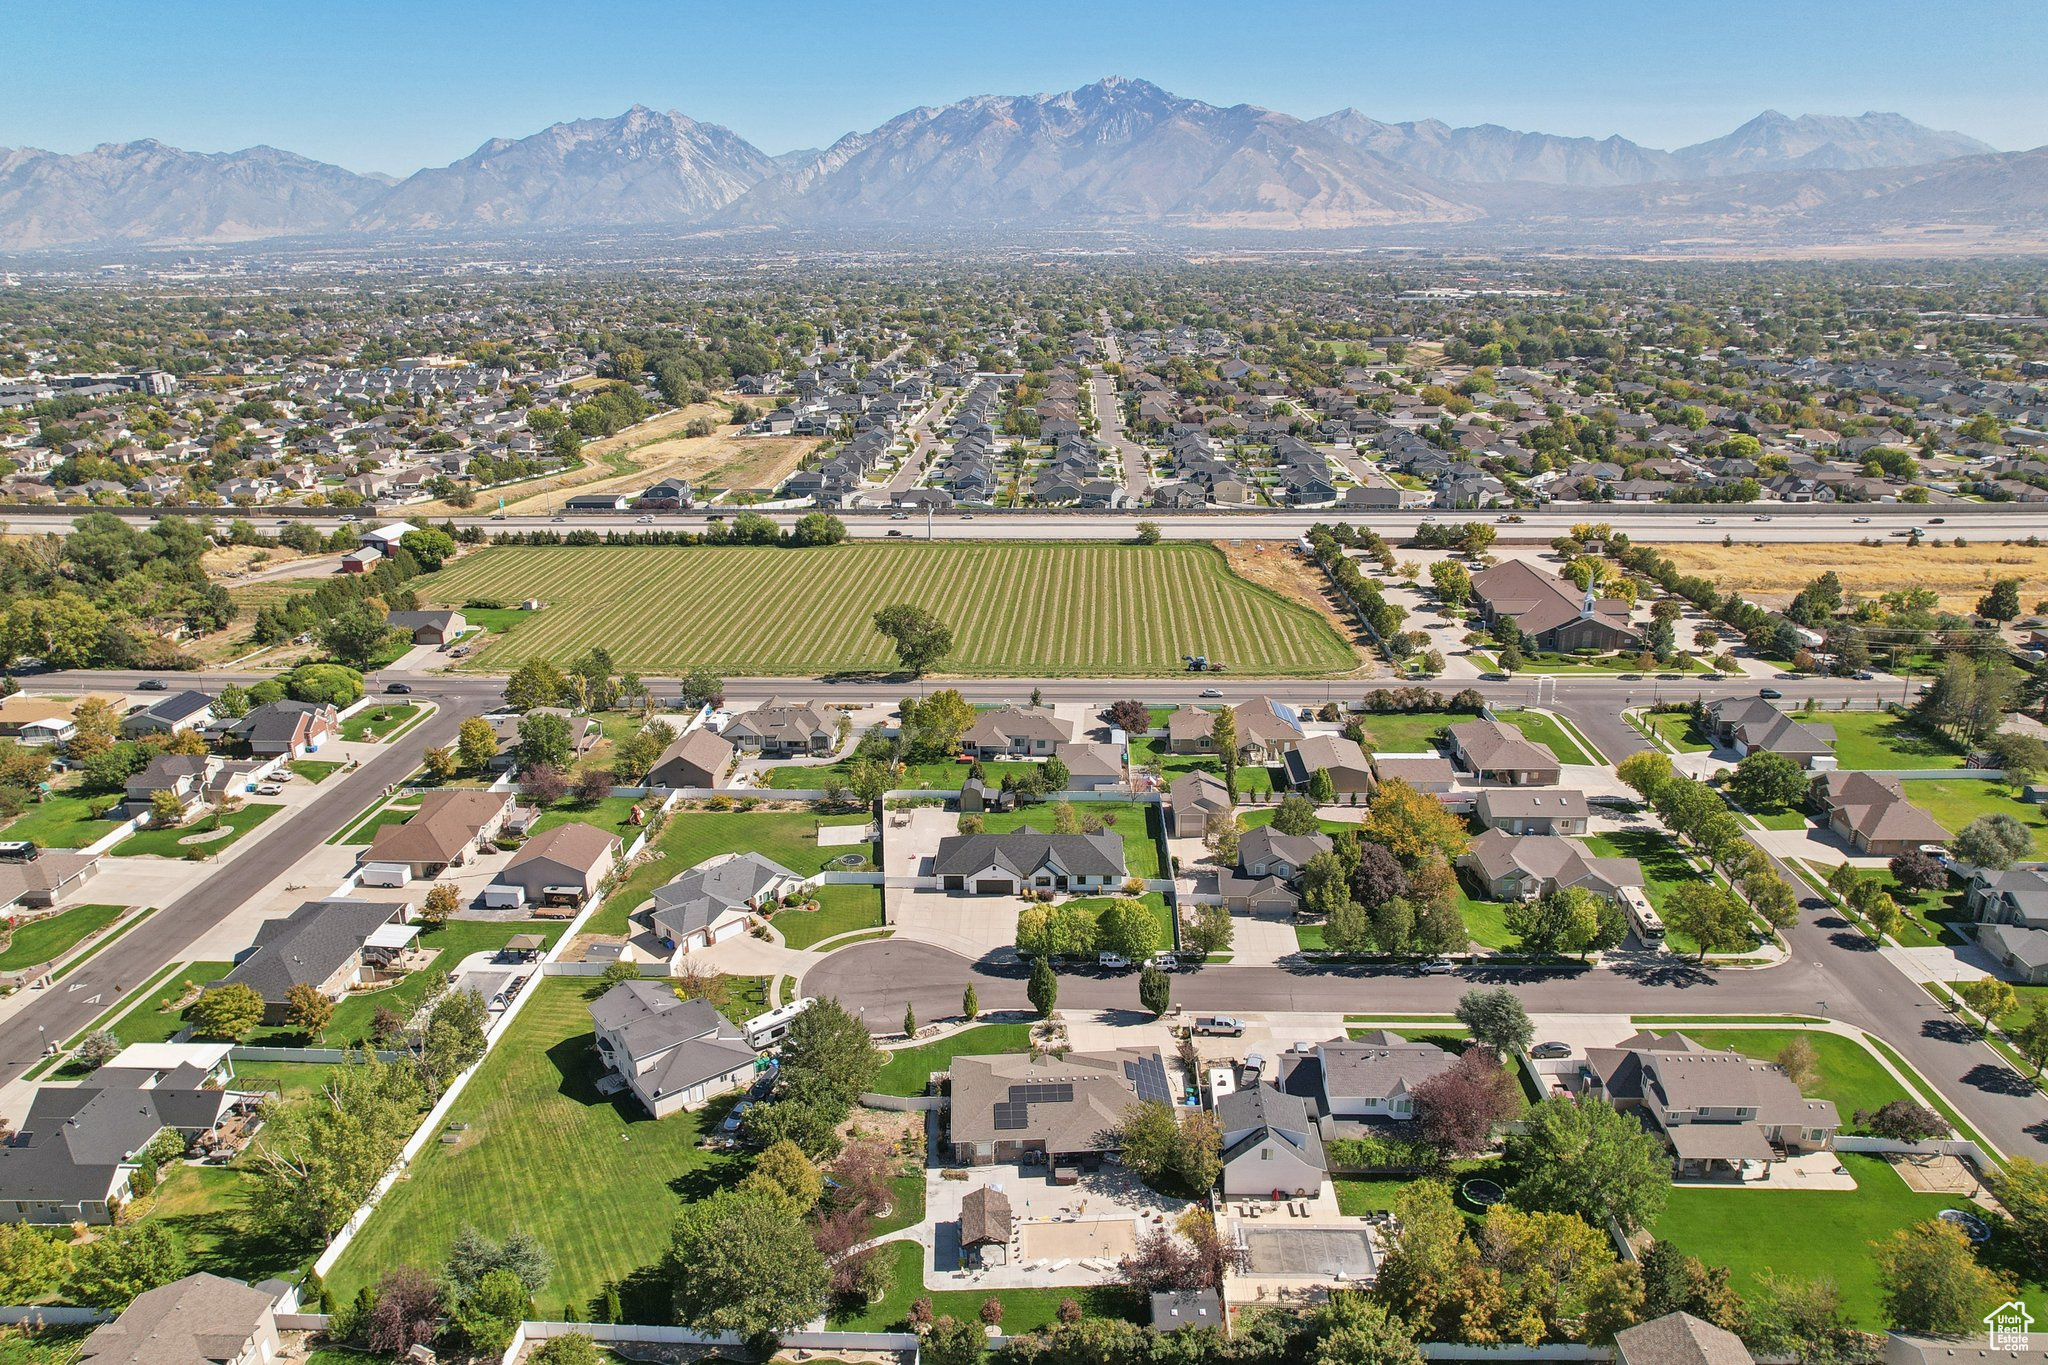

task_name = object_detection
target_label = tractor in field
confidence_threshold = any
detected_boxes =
[1182,655,1228,672]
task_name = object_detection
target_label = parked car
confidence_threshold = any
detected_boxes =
[1193,1016,1245,1037]
[137,678,167,691]
[1417,958,1456,975]
[720,1100,754,1134]
[1529,1041,1572,1059]
[255,782,284,796]
[385,682,413,694]
[1096,952,1133,970]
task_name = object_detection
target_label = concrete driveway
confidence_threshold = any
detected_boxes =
[890,888,1024,960]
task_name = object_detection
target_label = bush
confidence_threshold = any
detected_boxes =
[1325,1134,1440,1172]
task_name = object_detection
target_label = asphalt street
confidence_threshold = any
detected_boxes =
[0,701,466,1086]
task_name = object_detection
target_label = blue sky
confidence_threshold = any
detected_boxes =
[7,1,2043,173]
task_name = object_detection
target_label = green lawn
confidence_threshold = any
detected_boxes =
[1796,709,1968,771]
[871,1022,1036,1096]
[325,979,748,1313]
[1127,738,1276,795]
[141,1162,311,1287]
[589,809,876,935]
[1583,828,1736,955]
[1353,712,1464,754]
[1998,983,2048,1029]
[1457,888,1514,951]
[1239,809,1359,836]
[341,703,419,743]
[112,803,282,858]
[1652,1154,2035,1328]
[980,802,1163,879]
[0,791,118,849]
[771,883,885,949]
[110,961,235,1045]
[832,1239,1143,1333]
[243,920,564,1047]
[531,794,650,842]
[224,1059,343,1103]
[1901,779,2048,855]
[421,542,1355,677]
[287,759,344,783]
[334,795,421,846]
[1642,711,1710,753]
[0,903,126,971]
[1871,875,1968,948]
[1494,709,1597,766]
[764,757,1041,791]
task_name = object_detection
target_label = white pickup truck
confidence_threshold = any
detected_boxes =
[1192,1015,1245,1037]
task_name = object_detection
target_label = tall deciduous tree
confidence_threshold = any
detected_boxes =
[872,603,953,676]
[1455,987,1533,1055]
[1504,1096,1670,1234]
[668,1189,830,1348]
[1872,1219,2016,1334]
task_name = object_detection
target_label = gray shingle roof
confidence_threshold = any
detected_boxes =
[221,897,408,1003]
[79,1274,277,1365]
[931,830,1125,881]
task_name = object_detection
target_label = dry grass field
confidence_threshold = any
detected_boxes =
[1656,539,2048,611]
[419,541,1357,676]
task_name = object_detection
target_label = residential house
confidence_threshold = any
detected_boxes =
[487,708,599,773]
[1165,706,1218,755]
[1219,827,1332,916]
[1979,924,2048,984]
[1474,788,1589,835]
[1283,734,1374,795]
[1217,1081,1326,1198]
[487,822,621,911]
[78,1272,283,1365]
[962,707,1075,759]
[1469,558,1640,653]
[1615,1312,1756,1365]
[1460,829,1643,902]
[947,1048,1171,1166]
[225,700,339,758]
[118,690,215,740]
[1703,698,1837,768]
[1446,719,1563,786]
[931,830,1126,895]
[384,610,467,646]
[122,752,278,819]
[1370,756,1457,796]
[0,696,90,747]
[363,789,516,880]
[1235,698,1305,762]
[0,851,100,912]
[220,897,418,1023]
[647,728,735,789]
[1965,866,2048,929]
[1056,741,1125,791]
[0,1053,250,1224]
[1279,1031,1457,1121]
[1166,770,1231,839]
[722,699,834,757]
[1810,771,1950,856]
[589,979,758,1118]
[1582,1032,1839,1177]
[642,852,802,959]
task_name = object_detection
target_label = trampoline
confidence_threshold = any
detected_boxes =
[1460,1178,1506,1209]
[1939,1208,1991,1244]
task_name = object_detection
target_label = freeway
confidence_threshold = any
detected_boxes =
[0,701,464,1089]
[11,503,2048,544]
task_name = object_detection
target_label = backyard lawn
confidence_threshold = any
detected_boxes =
[763,757,1041,792]
[341,703,419,743]
[0,791,118,849]
[1126,738,1276,795]
[1796,709,1967,770]
[325,979,748,1313]
[142,1161,310,1287]
[112,803,282,858]
[871,1022,1035,1096]
[980,802,1163,879]
[589,809,876,935]
[770,883,885,949]
[1901,779,2048,856]
[1652,1153,2032,1328]
[1354,711,1463,754]
[1582,828,1738,955]
[531,794,652,842]
[243,919,564,1047]
[0,903,127,971]
[1494,709,1598,765]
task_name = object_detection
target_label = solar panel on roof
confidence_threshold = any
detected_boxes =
[1126,1054,1172,1104]
[1004,1083,1073,1106]
[992,1103,1028,1131]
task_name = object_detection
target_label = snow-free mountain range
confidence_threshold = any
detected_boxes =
[2,77,2039,250]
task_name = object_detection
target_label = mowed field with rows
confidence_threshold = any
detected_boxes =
[421,542,1357,676]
